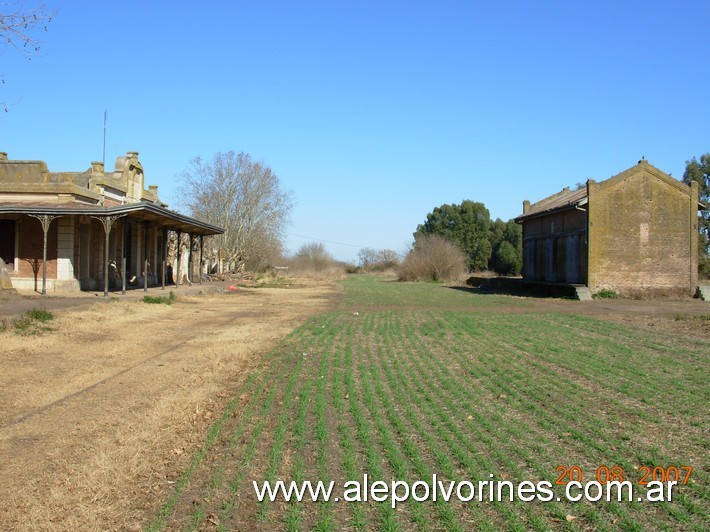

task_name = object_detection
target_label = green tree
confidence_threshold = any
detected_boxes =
[492,241,521,275]
[415,200,491,271]
[488,218,522,275]
[489,220,522,275]
[488,219,507,255]
[683,153,710,255]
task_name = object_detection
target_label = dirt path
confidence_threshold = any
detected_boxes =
[0,281,341,530]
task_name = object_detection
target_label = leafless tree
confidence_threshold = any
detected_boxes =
[179,151,294,272]
[1,1,53,110]
[294,242,333,272]
[358,247,400,271]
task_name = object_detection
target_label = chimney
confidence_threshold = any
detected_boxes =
[91,161,104,173]
[0,152,8,161]
[523,200,531,214]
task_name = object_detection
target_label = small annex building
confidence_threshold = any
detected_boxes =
[515,159,704,297]
[0,151,223,294]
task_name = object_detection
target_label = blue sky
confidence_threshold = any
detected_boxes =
[2,1,708,262]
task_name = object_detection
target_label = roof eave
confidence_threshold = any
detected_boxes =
[515,202,587,223]
[0,203,224,235]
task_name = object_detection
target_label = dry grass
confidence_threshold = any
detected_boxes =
[267,266,347,282]
[0,282,341,530]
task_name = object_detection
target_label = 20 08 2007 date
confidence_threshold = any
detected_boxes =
[555,465,693,486]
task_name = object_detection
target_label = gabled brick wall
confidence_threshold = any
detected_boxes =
[518,160,701,297]
[587,161,698,296]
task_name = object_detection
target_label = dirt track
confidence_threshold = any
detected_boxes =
[0,282,341,530]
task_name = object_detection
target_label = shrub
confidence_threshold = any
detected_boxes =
[278,243,348,280]
[358,248,401,272]
[12,308,55,334]
[594,288,617,299]
[143,291,176,305]
[25,308,54,322]
[398,235,468,282]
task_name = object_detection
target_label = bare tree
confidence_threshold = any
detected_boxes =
[1,1,53,110]
[358,247,400,271]
[295,242,333,272]
[179,151,294,272]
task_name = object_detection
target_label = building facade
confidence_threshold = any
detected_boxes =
[515,160,703,297]
[0,151,222,293]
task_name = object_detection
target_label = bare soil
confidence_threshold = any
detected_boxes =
[450,285,710,340]
[523,295,710,339]
[0,281,341,531]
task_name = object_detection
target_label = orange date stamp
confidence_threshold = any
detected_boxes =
[555,465,693,486]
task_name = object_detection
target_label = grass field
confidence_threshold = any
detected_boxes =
[149,275,708,531]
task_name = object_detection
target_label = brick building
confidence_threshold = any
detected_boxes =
[515,160,704,297]
[0,151,223,294]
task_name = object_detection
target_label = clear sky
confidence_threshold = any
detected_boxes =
[2,0,708,262]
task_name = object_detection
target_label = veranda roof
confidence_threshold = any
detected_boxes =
[0,201,223,236]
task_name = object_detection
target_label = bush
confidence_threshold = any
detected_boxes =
[358,248,401,272]
[277,243,348,281]
[12,308,55,334]
[143,291,176,305]
[398,235,468,282]
[594,288,617,299]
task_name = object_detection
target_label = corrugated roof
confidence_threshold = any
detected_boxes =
[515,187,587,221]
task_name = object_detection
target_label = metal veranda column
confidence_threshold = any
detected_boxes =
[92,214,126,298]
[28,214,61,296]
[122,219,128,295]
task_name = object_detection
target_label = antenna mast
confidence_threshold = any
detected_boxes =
[102,110,107,167]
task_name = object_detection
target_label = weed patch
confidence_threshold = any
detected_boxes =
[594,288,617,299]
[142,291,175,305]
[674,313,710,322]
[11,308,55,335]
